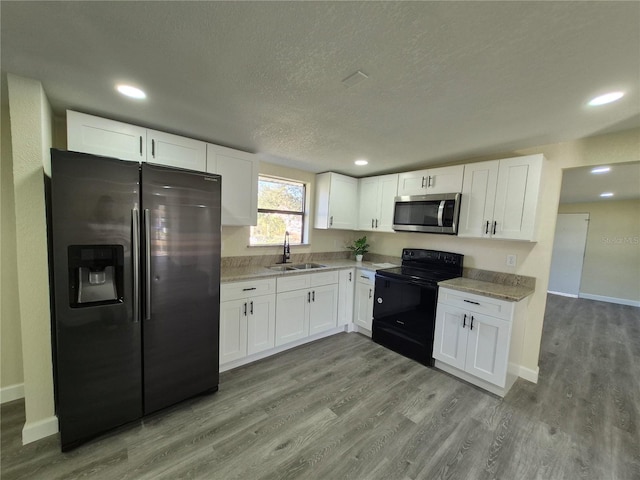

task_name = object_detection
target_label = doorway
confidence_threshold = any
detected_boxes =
[548,213,589,297]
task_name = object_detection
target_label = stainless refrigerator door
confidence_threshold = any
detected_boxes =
[49,149,142,450]
[141,163,221,414]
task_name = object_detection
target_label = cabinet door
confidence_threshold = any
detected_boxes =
[377,174,399,232]
[275,289,309,346]
[247,294,276,355]
[427,165,464,194]
[207,144,258,226]
[357,177,380,231]
[492,155,543,241]
[220,299,248,364]
[397,169,429,196]
[328,174,358,230]
[433,304,467,371]
[464,312,511,387]
[458,161,499,238]
[354,281,374,330]
[146,129,207,171]
[309,284,338,335]
[67,110,146,162]
[337,269,355,326]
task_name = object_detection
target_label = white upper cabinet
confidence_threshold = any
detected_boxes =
[206,144,258,226]
[314,172,358,230]
[397,165,464,196]
[458,154,544,241]
[147,129,206,171]
[357,174,398,232]
[67,110,146,162]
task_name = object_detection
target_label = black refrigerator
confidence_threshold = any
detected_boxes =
[48,149,221,451]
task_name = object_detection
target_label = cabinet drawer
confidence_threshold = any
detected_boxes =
[356,269,375,285]
[221,278,276,302]
[277,273,312,293]
[310,270,339,287]
[437,287,514,321]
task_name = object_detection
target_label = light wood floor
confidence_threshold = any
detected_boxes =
[2,294,639,479]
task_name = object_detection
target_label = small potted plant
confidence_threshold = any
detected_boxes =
[348,236,369,262]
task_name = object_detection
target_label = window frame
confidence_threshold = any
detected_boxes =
[250,175,307,246]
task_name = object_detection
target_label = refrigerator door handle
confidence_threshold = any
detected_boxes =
[132,208,141,323]
[144,208,152,320]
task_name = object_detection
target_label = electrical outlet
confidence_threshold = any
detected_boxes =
[506,254,517,267]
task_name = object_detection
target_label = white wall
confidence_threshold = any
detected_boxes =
[6,74,58,443]
[559,199,640,304]
[1,76,24,402]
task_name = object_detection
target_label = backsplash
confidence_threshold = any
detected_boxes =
[463,267,536,289]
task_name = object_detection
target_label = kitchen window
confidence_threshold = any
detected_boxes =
[250,176,306,245]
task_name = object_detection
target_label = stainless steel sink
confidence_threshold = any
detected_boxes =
[266,264,297,271]
[289,263,326,270]
[266,263,326,271]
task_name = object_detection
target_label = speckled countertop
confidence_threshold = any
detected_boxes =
[221,260,398,283]
[438,277,535,302]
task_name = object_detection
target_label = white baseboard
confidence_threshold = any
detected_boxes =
[547,291,578,298]
[0,383,25,404]
[22,415,59,445]
[578,293,640,307]
[518,365,539,384]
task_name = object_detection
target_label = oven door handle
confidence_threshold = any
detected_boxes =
[437,200,445,227]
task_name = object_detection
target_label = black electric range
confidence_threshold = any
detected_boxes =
[372,248,463,366]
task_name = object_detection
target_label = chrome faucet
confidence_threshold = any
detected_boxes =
[281,231,291,264]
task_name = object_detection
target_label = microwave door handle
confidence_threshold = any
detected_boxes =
[437,201,445,227]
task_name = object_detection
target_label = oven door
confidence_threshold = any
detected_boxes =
[372,274,438,365]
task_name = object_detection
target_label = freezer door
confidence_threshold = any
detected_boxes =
[49,149,142,450]
[141,163,221,414]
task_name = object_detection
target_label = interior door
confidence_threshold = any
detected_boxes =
[548,213,590,296]
[141,163,221,414]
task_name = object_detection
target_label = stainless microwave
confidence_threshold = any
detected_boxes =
[392,193,461,234]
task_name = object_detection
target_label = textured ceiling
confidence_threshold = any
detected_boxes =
[1,1,639,178]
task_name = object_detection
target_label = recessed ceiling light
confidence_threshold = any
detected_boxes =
[116,84,146,99]
[354,159,368,166]
[600,192,614,198]
[588,91,624,106]
[342,70,368,89]
[591,166,611,174]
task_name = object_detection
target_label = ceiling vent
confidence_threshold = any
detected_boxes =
[341,70,368,88]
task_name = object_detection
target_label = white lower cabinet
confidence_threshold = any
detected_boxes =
[354,270,375,332]
[275,271,339,346]
[220,279,276,365]
[337,268,355,326]
[433,287,526,396]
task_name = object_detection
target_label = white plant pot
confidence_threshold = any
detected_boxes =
[355,254,363,262]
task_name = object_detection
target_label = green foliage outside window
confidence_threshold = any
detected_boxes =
[250,176,306,245]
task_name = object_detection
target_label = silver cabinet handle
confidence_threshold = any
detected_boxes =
[132,209,140,323]
[143,208,151,320]
[421,176,426,188]
[428,175,433,187]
